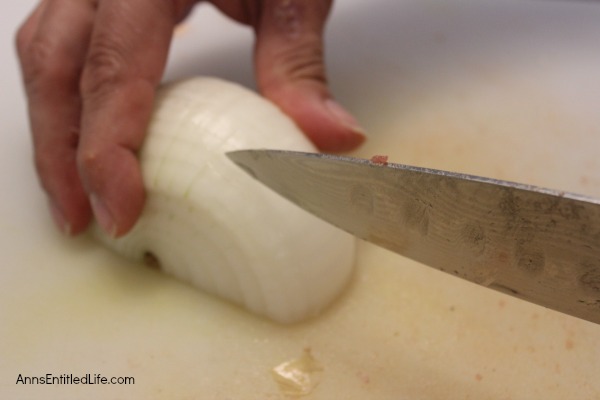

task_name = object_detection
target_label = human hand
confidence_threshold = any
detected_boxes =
[16,0,365,237]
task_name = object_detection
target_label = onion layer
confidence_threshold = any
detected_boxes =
[93,77,356,323]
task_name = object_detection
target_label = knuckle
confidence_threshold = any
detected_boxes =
[81,36,127,98]
[15,23,30,57]
[15,8,40,58]
[19,36,54,85]
[18,35,75,94]
[275,36,327,84]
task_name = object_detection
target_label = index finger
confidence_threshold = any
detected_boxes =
[77,0,190,236]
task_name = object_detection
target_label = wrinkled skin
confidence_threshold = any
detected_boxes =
[16,0,365,237]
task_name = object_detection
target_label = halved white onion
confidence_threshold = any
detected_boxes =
[93,77,356,323]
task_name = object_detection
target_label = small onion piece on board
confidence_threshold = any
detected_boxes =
[93,77,356,324]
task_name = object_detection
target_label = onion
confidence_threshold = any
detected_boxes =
[93,77,356,323]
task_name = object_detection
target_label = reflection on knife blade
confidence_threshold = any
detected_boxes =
[228,149,600,325]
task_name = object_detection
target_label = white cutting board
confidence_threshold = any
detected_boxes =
[2,1,600,399]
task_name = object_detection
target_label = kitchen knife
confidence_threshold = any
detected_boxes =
[227,149,600,324]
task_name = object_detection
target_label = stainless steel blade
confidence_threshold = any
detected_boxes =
[228,149,600,324]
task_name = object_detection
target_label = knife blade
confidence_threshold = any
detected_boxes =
[227,149,600,324]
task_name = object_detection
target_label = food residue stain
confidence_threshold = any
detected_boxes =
[356,370,371,385]
[370,155,389,165]
[565,339,575,350]
[564,326,576,351]
[271,348,323,397]
[555,363,562,374]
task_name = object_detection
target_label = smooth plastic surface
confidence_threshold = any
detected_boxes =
[2,1,600,398]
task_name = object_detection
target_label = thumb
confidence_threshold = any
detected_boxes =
[254,0,365,152]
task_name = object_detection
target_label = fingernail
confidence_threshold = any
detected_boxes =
[90,193,117,237]
[325,99,367,137]
[48,199,71,236]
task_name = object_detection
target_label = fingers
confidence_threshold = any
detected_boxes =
[253,0,365,152]
[18,0,357,240]
[17,0,192,237]
[77,0,186,237]
[16,0,96,235]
